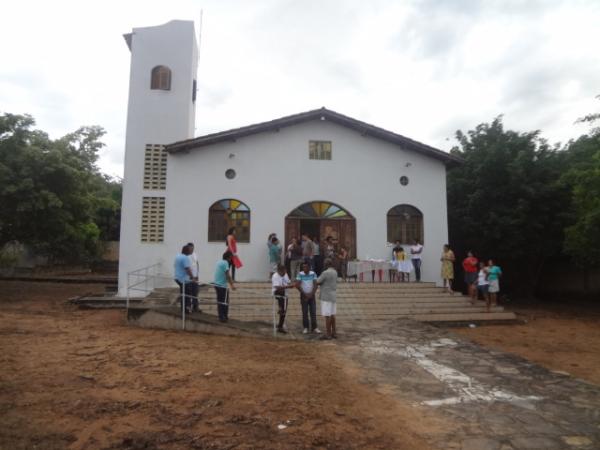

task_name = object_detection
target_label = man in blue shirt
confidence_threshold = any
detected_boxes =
[214,250,236,322]
[174,244,198,313]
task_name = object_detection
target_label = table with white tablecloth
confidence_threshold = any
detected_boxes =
[346,259,395,282]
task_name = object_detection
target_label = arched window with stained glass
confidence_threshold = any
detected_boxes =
[208,199,251,243]
[287,201,352,219]
[387,204,423,244]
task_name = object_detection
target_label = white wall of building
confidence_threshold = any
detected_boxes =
[161,119,449,287]
[118,20,198,296]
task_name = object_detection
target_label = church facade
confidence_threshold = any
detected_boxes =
[117,20,460,296]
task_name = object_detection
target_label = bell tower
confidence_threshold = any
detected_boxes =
[118,20,198,296]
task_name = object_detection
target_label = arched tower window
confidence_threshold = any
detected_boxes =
[150,65,171,90]
[208,199,251,243]
[387,204,423,244]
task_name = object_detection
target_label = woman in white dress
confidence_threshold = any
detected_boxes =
[398,246,413,282]
[391,241,402,282]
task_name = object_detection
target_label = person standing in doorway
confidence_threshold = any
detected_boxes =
[288,238,302,280]
[187,242,200,312]
[174,244,197,314]
[313,236,322,276]
[268,236,282,280]
[440,244,456,294]
[410,239,424,282]
[302,234,315,270]
[295,261,321,334]
[316,258,338,339]
[226,227,243,281]
[462,251,479,302]
[272,264,293,333]
[324,236,336,260]
[214,250,236,322]
[337,246,349,282]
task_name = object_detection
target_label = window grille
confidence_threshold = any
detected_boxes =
[141,197,165,243]
[143,144,167,190]
[309,141,332,160]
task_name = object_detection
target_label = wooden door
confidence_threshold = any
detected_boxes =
[320,220,340,249]
[339,219,356,259]
[284,218,300,247]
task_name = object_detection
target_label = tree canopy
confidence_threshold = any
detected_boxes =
[0,113,121,264]
[447,107,600,295]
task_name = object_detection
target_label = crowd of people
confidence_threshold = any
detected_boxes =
[440,246,503,312]
[268,234,350,281]
[173,229,504,334]
[172,228,340,338]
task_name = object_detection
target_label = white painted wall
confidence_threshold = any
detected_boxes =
[162,119,449,287]
[118,20,198,296]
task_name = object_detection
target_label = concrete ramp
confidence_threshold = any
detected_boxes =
[127,306,296,339]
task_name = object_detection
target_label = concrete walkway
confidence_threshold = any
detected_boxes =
[335,320,600,449]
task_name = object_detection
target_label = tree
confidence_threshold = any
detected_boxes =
[447,117,571,295]
[561,127,600,267]
[0,113,120,264]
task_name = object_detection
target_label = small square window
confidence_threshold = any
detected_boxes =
[309,141,332,160]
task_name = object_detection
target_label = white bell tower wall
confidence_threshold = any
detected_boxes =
[118,20,198,296]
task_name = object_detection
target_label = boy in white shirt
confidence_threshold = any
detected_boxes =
[271,264,293,333]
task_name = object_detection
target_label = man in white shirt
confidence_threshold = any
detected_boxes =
[316,258,338,339]
[187,242,200,311]
[271,264,293,333]
[410,239,424,282]
[295,261,321,334]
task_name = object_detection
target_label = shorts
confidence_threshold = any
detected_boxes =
[488,280,500,293]
[270,262,278,273]
[321,300,337,316]
[477,284,489,295]
[464,272,477,284]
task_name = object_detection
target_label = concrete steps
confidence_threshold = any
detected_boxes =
[140,282,517,324]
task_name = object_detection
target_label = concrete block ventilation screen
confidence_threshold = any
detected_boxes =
[141,197,165,243]
[143,144,167,190]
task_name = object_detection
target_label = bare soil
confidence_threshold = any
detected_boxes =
[0,281,429,450]
[454,300,600,385]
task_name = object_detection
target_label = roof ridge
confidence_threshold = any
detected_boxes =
[166,107,462,164]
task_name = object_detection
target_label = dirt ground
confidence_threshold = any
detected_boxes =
[2,281,599,450]
[0,281,429,450]
[454,300,600,385]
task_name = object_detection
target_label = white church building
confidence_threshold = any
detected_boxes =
[117,20,461,296]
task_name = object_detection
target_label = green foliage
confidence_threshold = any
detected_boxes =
[561,135,600,266]
[0,113,121,264]
[447,117,571,294]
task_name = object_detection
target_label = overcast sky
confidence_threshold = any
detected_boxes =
[1,0,599,178]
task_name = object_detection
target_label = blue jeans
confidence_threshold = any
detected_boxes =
[215,286,229,321]
[300,292,318,330]
[411,259,422,282]
[175,280,197,311]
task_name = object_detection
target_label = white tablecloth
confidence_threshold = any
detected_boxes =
[347,259,394,282]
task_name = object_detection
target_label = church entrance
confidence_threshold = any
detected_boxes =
[284,201,356,258]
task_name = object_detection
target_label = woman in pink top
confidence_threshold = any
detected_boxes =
[226,227,243,280]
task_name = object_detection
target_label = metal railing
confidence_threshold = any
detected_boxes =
[126,263,284,336]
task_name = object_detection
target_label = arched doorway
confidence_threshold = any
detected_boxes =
[285,201,356,258]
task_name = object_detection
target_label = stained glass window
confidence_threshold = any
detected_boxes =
[288,201,350,219]
[387,204,423,244]
[208,199,250,242]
